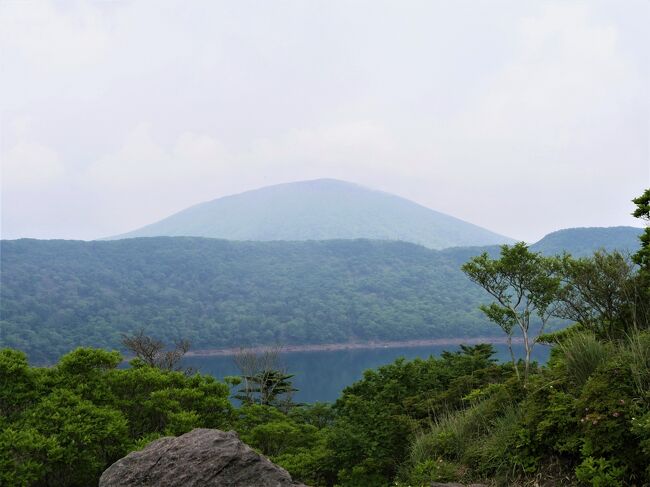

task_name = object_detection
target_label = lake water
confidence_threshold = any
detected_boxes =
[185,343,550,403]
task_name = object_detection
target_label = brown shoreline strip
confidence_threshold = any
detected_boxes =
[185,336,525,357]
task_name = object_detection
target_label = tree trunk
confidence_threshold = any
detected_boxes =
[507,333,520,382]
[522,327,531,384]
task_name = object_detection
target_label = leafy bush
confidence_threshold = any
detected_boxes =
[575,457,625,487]
[631,412,650,480]
[576,354,643,472]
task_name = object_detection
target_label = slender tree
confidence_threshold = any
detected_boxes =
[462,242,561,383]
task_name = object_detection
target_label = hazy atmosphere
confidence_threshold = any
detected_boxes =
[2,3,650,485]
[1,0,648,242]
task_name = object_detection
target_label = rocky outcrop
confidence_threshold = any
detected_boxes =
[99,428,308,487]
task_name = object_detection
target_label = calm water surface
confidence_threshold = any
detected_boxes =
[185,343,550,403]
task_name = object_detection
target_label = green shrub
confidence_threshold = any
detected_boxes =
[523,385,581,455]
[578,362,635,454]
[405,458,461,486]
[575,457,625,487]
[273,435,336,487]
[631,412,650,480]
[576,352,647,484]
[0,427,56,487]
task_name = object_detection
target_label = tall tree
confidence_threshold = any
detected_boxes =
[632,189,650,269]
[631,189,650,329]
[462,243,560,383]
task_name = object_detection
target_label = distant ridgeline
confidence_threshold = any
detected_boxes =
[0,226,641,363]
[526,226,645,257]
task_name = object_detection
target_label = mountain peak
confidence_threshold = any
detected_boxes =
[110,179,514,249]
[226,178,376,196]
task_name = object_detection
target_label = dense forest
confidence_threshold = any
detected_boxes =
[0,226,641,364]
[0,238,491,363]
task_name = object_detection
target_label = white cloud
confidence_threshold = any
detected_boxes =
[0,1,111,72]
[250,121,397,170]
[84,124,229,189]
[79,124,232,231]
[1,133,64,189]
[451,3,640,153]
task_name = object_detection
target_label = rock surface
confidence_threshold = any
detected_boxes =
[99,428,308,487]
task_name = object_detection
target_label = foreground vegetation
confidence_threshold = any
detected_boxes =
[1,191,648,486]
[2,330,648,486]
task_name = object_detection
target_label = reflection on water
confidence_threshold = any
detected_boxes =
[185,343,551,404]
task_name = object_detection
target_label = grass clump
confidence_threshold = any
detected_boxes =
[625,329,650,399]
[558,332,613,387]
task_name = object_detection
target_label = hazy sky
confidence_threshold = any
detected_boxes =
[1,0,648,242]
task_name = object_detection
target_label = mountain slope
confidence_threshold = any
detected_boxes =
[1,226,641,364]
[111,179,514,249]
[530,226,643,257]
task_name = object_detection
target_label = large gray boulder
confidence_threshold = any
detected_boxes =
[99,428,308,487]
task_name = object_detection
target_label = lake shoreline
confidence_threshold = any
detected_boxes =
[186,336,525,357]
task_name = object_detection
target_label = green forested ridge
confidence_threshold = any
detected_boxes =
[0,238,491,363]
[111,179,515,249]
[530,226,643,257]
[0,226,641,364]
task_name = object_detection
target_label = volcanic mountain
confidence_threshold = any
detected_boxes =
[111,179,513,249]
